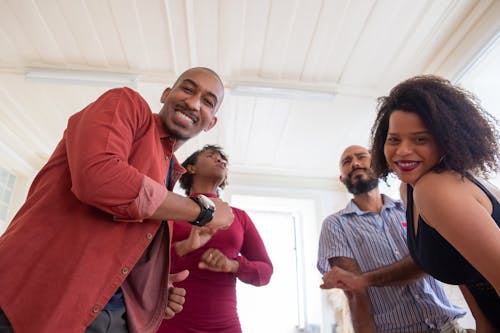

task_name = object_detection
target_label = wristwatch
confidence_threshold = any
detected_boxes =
[189,194,216,227]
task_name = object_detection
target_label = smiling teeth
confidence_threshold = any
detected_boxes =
[176,111,194,124]
[398,162,418,167]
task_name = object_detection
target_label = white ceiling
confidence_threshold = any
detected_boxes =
[0,0,499,190]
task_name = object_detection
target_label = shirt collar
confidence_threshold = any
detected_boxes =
[153,114,186,178]
[154,113,179,157]
[154,113,176,142]
[190,192,218,198]
[342,194,403,216]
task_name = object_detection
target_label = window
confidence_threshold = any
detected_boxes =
[236,210,304,333]
[458,35,500,185]
[0,166,16,225]
[230,194,322,333]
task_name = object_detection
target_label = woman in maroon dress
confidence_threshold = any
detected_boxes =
[157,145,273,333]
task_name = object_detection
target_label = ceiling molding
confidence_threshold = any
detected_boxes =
[426,0,500,80]
[24,67,137,87]
[227,78,378,98]
[228,171,344,192]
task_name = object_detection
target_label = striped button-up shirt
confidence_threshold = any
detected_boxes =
[317,194,465,332]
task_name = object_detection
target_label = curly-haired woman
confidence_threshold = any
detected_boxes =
[370,75,500,332]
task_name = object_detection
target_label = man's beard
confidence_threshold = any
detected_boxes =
[343,174,379,195]
[163,119,194,142]
[160,106,197,142]
[166,127,191,142]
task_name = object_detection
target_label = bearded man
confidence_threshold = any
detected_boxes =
[316,145,469,333]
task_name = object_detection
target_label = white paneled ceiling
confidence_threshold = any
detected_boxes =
[0,0,499,189]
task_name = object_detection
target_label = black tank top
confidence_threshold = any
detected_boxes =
[406,177,500,329]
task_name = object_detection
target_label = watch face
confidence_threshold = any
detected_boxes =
[198,194,215,209]
[189,194,216,227]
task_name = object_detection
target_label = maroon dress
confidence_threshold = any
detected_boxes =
[157,193,273,333]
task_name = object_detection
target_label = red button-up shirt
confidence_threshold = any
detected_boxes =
[0,88,184,333]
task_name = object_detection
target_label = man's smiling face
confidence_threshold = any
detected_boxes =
[159,68,224,143]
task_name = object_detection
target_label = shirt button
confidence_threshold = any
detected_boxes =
[121,267,129,275]
[146,233,153,240]
[92,305,100,313]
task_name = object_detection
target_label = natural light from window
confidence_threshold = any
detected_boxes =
[458,35,500,186]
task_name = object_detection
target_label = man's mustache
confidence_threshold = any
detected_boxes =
[349,167,368,178]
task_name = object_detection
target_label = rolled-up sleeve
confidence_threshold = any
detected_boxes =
[65,88,164,221]
[113,175,168,222]
[317,215,353,274]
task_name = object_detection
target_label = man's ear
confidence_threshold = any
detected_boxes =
[160,88,171,103]
[204,116,218,132]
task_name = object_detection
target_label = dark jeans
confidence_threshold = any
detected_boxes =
[0,309,14,333]
[85,306,129,333]
[0,307,128,333]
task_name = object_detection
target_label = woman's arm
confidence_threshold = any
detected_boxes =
[233,210,273,286]
[414,172,500,295]
[324,257,377,333]
[459,285,496,332]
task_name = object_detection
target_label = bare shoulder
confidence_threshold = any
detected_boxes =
[414,171,466,198]
[413,171,484,227]
[413,172,473,224]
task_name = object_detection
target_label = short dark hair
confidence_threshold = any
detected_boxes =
[172,67,223,88]
[179,145,229,195]
[172,67,224,110]
[370,75,500,180]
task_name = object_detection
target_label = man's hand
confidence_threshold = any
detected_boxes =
[198,248,239,273]
[165,270,189,319]
[320,266,368,290]
[207,198,234,230]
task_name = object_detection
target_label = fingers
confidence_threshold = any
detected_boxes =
[191,226,215,236]
[165,286,186,319]
[165,271,188,320]
[210,199,234,230]
[165,307,175,320]
[320,268,361,291]
[169,270,189,284]
[320,270,344,290]
[320,279,349,290]
[199,226,216,234]
[198,249,229,272]
[169,286,187,298]
[320,274,337,289]
[201,248,219,262]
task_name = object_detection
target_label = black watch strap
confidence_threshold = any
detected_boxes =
[189,196,215,227]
